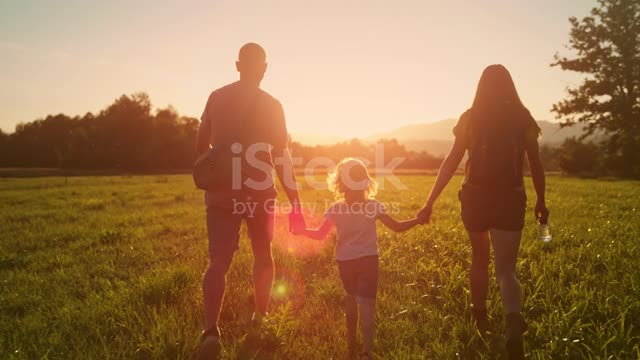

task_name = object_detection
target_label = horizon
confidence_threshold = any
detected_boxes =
[2,1,594,137]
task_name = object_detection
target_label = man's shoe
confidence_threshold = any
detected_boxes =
[506,338,524,360]
[195,327,221,360]
[347,337,359,357]
[251,312,269,328]
[246,312,281,353]
[471,307,489,334]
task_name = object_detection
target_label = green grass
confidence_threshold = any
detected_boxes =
[1,175,639,359]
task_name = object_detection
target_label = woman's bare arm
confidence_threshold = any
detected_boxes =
[525,139,550,223]
[417,138,466,222]
[377,213,421,232]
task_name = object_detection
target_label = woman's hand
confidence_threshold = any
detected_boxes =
[417,203,433,224]
[535,199,549,224]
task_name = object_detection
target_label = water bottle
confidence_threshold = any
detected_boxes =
[539,222,552,242]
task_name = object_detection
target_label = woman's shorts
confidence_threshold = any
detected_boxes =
[337,255,379,302]
[459,185,527,232]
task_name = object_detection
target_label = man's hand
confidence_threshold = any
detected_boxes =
[417,203,433,224]
[288,202,306,233]
[535,199,549,224]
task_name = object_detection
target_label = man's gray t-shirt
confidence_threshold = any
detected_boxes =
[198,81,288,201]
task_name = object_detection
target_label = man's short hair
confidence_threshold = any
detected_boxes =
[238,43,266,64]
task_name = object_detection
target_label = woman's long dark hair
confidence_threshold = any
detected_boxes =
[469,65,539,136]
[472,65,523,110]
[465,65,540,186]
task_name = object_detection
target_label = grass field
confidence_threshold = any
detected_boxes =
[1,175,639,359]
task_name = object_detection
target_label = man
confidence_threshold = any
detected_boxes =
[195,43,304,358]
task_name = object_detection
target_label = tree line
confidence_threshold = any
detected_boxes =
[0,93,200,171]
[0,93,443,172]
[0,89,633,177]
[288,138,443,170]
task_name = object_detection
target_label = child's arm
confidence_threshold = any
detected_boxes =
[377,213,422,233]
[294,218,334,240]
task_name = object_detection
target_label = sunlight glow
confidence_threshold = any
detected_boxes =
[0,1,593,136]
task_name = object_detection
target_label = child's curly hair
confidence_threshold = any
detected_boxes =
[327,158,378,201]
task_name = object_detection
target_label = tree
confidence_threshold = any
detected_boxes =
[97,93,154,170]
[552,0,640,178]
[557,138,604,176]
[539,144,561,172]
[0,128,8,166]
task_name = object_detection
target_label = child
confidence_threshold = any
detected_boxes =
[293,158,422,359]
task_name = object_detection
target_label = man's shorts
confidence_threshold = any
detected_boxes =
[205,192,275,262]
[459,185,527,232]
[337,255,379,302]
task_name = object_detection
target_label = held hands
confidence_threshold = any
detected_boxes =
[535,199,550,224]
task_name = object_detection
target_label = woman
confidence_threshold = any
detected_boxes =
[417,65,549,359]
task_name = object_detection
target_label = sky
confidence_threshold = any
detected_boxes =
[1,0,596,138]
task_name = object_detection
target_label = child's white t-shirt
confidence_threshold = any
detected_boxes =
[323,200,386,261]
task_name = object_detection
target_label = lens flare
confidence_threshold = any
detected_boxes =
[271,264,305,308]
[275,282,288,297]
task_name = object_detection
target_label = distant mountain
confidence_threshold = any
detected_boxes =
[537,121,593,143]
[366,118,591,156]
[290,118,592,157]
[290,132,346,146]
[367,119,459,142]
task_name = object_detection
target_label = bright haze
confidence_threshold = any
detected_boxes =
[1,0,594,140]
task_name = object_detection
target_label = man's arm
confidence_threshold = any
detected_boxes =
[270,100,305,232]
[196,94,213,155]
[272,145,305,233]
[196,120,211,155]
[270,100,300,205]
[272,146,301,205]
